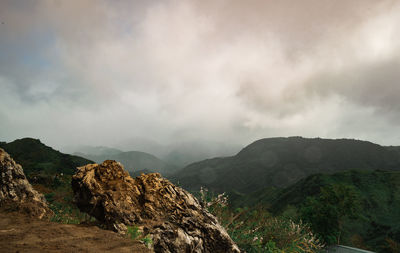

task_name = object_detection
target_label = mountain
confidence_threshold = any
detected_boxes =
[74,150,177,176]
[112,137,241,167]
[386,145,400,156]
[0,138,92,184]
[172,137,400,194]
[64,145,123,156]
[233,170,400,252]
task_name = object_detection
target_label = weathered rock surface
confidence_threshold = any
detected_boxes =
[0,148,52,219]
[72,160,240,253]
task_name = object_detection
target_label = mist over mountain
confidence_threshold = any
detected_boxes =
[63,139,240,175]
[67,138,242,168]
[172,137,400,194]
[63,145,123,156]
[74,150,177,176]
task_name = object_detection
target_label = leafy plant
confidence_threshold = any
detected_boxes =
[126,226,141,240]
[126,225,153,248]
[142,235,153,248]
[199,187,324,252]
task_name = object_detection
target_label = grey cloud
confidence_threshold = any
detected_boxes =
[238,56,400,120]
[301,57,400,121]
[1,0,400,150]
[191,0,392,57]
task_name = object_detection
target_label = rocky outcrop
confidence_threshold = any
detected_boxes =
[72,160,240,253]
[0,148,52,219]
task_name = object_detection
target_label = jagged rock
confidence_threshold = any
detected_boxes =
[0,148,52,219]
[72,160,240,253]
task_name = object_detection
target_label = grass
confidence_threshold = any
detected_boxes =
[39,175,95,224]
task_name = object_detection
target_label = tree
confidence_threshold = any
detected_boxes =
[300,184,361,244]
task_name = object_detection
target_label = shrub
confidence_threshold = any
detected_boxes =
[299,184,361,245]
[199,188,324,252]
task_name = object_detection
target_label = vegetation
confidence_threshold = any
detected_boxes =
[126,226,141,240]
[198,188,324,252]
[44,174,93,224]
[233,170,400,252]
[299,184,361,245]
[126,225,153,248]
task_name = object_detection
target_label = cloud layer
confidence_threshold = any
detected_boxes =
[1,0,400,150]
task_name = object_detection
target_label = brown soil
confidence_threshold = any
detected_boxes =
[0,211,152,253]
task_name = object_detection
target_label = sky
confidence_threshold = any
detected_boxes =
[1,0,400,151]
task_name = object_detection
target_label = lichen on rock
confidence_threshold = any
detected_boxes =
[72,160,240,253]
[0,148,52,219]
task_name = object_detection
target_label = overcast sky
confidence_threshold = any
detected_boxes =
[1,0,400,150]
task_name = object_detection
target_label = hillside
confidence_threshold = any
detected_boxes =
[75,150,177,176]
[233,170,400,252]
[0,138,92,184]
[172,137,400,194]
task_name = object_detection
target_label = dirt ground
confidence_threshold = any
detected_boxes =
[0,211,152,253]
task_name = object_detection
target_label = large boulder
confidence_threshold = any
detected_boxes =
[72,160,240,253]
[0,148,52,219]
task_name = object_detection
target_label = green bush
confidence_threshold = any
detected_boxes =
[200,188,324,252]
[299,184,361,245]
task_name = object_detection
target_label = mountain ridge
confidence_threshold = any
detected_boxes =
[172,137,400,194]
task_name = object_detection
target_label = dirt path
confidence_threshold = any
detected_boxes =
[0,211,152,253]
